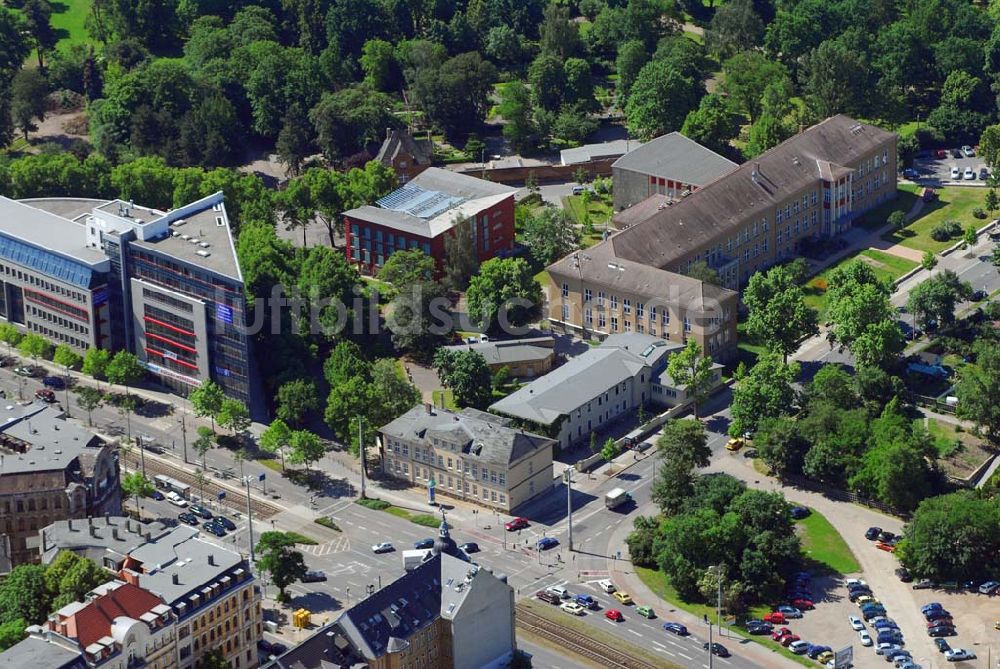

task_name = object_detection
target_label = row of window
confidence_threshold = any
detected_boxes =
[28,321,88,349]
[0,264,88,303]
[399,444,508,487]
[143,287,194,313]
[27,304,90,336]
[404,462,509,505]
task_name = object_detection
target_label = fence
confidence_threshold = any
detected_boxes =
[778,473,905,518]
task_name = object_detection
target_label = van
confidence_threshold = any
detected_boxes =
[546,585,570,599]
[572,185,586,195]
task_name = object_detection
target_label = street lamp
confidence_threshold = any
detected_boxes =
[563,466,574,552]
[708,564,724,637]
[178,413,188,464]
[241,475,257,564]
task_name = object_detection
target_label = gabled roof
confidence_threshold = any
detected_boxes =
[376,129,432,166]
[561,139,643,165]
[64,581,164,648]
[609,115,895,269]
[612,132,737,185]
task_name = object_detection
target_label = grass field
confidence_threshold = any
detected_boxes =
[50,0,93,48]
[855,185,920,231]
[563,194,613,227]
[804,249,918,321]
[794,508,861,575]
[921,417,966,457]
[882,186,989,253]
[431,389,457,411]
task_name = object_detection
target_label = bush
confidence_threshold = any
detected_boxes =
[410,514,441,528]
[974,208,987,219]
[284,531,318,545]
[887,210,907,229]
[314,516,341,531]
[921,250,937,270]
[355,498,391,510]
[930,220,962,241]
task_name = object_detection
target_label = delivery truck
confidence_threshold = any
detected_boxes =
[605,487,632,510]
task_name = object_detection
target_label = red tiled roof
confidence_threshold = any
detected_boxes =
[69,583,164,648]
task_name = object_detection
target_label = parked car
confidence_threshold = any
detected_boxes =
[42,376,64,389]
[258,640,273,654]
[935,639,951,653]
[876,643,903,656]
[371,542,394,553]
[928,626,956,637]
[535,590,560,605]
[876,541,896,552]
[849,588,873,602]
[790,598,814,610]
[148,490,165,501]
[763,612,787,624]
[746,621,772,635]
[663,622,688,635]
[859,630,873,646]
[743,448,758,458]
[863,608,888,621]
[925,609,951,621]
[978,580,1000,595]
[34,389,56,403]
[873,619,899,631]
[703,643,730,657]
[166,492,188,508]
[888,650,912,664]
[605,609,623,622]
[944,649,976,662]
[877,530,896,542]
[190,504,212,519]
[504,517,529,531]
[725,437,745,451]
[921,603,944,614]
[537,537,559,550]
[598,579,616,593]
[776,605,802,618]
[270,643,287,656]
[980,167,990,180]
[635,605,655,619]
[546,586,570,600]
[301,570,327,583]
[790,506,810,519]
[926,617,953,627]
[178,512,199,525]
[458,542,479,553]
[414,538,434,550]
[560,602,585,616]
[964,167,976,180]
[856,595,879,607]
[574,594,599,610]
[877,631,903,645]
[913,579,936,590]
[780,634,801,647]
[849,616,865,631]
[788,640,810,655]
[845,578,868,588]
[895,567,912,582]
[902,167,919,179]
[13,366,34,377]
[202,521,226,537]
[950,166,961,179]
[214,516,236,531]
[807,645,832,659]
[865,527,882,540]
[817,651,835,664]
[613,591,633,605]
[962,145,975,157]
[772,627,793,641]
[952,148,963,158]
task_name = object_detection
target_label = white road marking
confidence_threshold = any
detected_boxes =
[678,652,692,660]
[628,629,643,637]
[651,641,666,650]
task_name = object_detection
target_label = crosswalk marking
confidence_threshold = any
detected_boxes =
[300,535,351,556]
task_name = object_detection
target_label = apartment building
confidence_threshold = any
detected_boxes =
[441,336,556,378]
[0,406,120,570]
[0,193,258,411]
[267,552,517,669]
[38,516,171,569]
[378,406,555,513]
[611,132,738,211]
[343,167,516,275]
[490,332,721,451]
[548,116,897,355]
[119,526,261,669]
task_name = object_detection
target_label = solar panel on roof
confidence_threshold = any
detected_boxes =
[376,184,465,220]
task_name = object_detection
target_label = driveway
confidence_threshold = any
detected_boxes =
[911,151,989,185]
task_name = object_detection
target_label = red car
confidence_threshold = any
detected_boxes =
[790,598,815,610]
[780,634,801,647]
[876,541,896,553]
[605,609,624,622]
[763,612,787,624]
[771,627,792,641]
[936,149,947,158]
[504,517,529,531]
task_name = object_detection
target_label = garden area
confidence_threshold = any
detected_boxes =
[855,184,920,231]
[562,190,614,248]
[804,249,918,321]
[793,508,860,576]
[882,186,991,253]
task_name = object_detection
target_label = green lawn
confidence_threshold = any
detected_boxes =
[431,389,457,411]
[921,417,964,457]
[882,186,988,253]
[563,194,613,227]
[794,508,861,575]
[855,185,920,231]
[804,249,918,321]
[50,0,94,49]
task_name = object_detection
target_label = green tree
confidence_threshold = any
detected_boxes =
[287,429,325,470]
[498,80,536,152]
[275,103,315,177]
[259,418,292,471]
[377,248,436,298]
[743,264,819,362]
[681,94,739,157]
[74,386,104,426]
[527,53,565,112]
[652,419,711,515]
[53,345,81,372]
[684,261,720,285]
[309,85,397,161]
[729,353,799,438]
[218,398,251,437]
[442,219,478,291]
[745,113,792,158]
[753,416,808,477]
[386,280,448,360]
[0,617,26,651]
[980,125,1000,169]
[411,52,497,138]
[10,68,47,141]
[986,189,999,219]
[956,340,1000,443]
[826,261,903,368]
[719,52,790,123]
[802,38,870,118]
[189,379,225,433]
[0,323,23,359]
[466,257,542,331]
[522,208,579,267]
[121,471,155,516]
[907,270,972,331]
[539,3,581,59]
[323,341,370,388]
[255,531,308,602]
[0,564,49,625]
[275,379,319,428]
[367,358,421,427]
[625,59,704,140]
[22,0,57,69]
[0,8,30,82]
[106,350,143,394]
[193,425,215,469]
[199,650,230,669]
[665,339,716,418]
[615,40,649,100]
[808,364,859,408]
[17,332,52,364]
[600,437,619,463]
[705,0,763,61]
[921,250,937,270]
[324,375,373,452]
[359,39,400,91]
[897,492,1000,580]
[432,349,493,409]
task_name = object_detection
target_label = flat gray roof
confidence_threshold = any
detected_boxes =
[0,197,110,267]
[443,336,555,366]
[561,139,643,165]
[41,516,170,564]
[0,635,85,669]
[0,406,103,475]
[611,132,737,185]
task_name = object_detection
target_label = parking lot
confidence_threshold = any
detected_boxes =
[910,149,989,184]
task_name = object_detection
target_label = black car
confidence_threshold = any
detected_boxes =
[928,625,956,637]
[936,639,952,653]
[790,506,810,519]
[877,530,896,543]
[414,538,434,549]
[459,542,479,553]
[895,567,912,582]
[971,290,987,302]
[214,516,237,531]
[926,609,952,621]
[913,579,936,590]
[952,148,963,158]
[703,642,730,657]
[178,512,199,525]
[747,622,773,635]
[980,167,990,180]
[301,570,327,583]
[258,640,273,653]
[848,589,873,602]
[190,504,213,519]
[148,490,165,501]
[270,643,287,656]
[42,376,65,389]
[203,521,226,537]
[865,527,882,540]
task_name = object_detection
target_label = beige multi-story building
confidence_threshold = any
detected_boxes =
[119,526,261,669]
[548,115,898,361]
[378,405,555,513]
[0,406,120,571]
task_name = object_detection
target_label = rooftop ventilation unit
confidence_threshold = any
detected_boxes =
[188,238,200,244]
[172,219,186,227]
[215,216,225,227]
[199,242,210,248]
[196,250,211,258]
[180,234,191,241]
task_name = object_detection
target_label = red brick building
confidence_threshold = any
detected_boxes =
[375,129,433,183]
[343,167,516,275]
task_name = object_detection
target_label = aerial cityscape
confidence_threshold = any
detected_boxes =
[1,1,1000,668]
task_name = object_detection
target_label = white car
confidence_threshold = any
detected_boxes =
[964,167,976,180]
[371,542,394,553]
[788,640,810,654]
[547,585,570,599]
[845,578,867,588]
[950,166,960,180]
[962,145,975,157]
[859,629,873,646]
[598,579,616,593]
[166,491,188,507]
[877,643,902,656]
[849,615,864,630]
[945,649,976,662]
[560,601,585,615]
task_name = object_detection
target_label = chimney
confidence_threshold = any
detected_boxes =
[112,528,120,541]
[67,518,74,531]
[208,554,215,566]
[424,402,433,415]
[172,574,179,585]
[89,525,96,537]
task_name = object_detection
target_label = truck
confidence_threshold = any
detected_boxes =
[401,549,431,571]
[605,488,632,510]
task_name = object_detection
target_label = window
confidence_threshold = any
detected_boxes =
[597,291,605,306]
[610,295,618,310]
[584,288,592,302]
[498,474,505,487]
[562,304,570,320]
[561,283,569,297]
[636,302,644,319]
[611,316,618,331]
[683,316,691,332]
[598,313,606,328]
[649,306,656,321]
[623,298,631,314]
[584,309,593,325]
[662,310,669,325]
